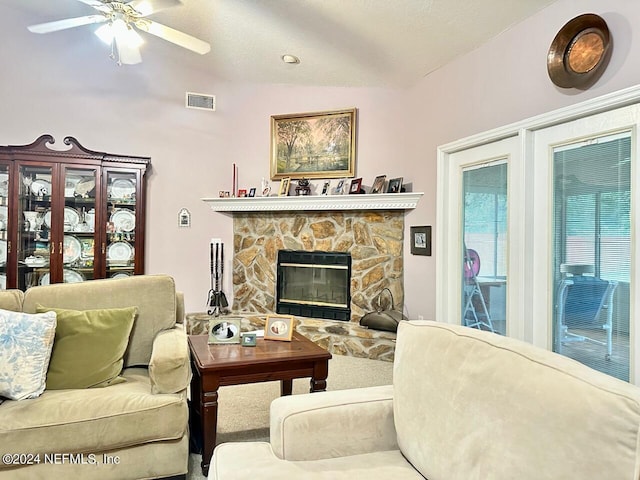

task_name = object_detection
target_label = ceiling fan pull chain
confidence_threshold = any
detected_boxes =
[111,39,123,67]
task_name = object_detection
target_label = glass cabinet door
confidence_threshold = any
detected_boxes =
[18,164,54,289]
[105,170,137,278]
[62,166,99,284]
[0,164,9,290]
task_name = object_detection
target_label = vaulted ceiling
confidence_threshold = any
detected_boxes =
[7,0,558,87]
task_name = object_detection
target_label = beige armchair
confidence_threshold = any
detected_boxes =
[0,274,191,480]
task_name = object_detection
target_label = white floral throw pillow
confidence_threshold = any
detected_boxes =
[0,309,57,400]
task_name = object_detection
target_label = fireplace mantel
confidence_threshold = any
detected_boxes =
[202,192,423,213]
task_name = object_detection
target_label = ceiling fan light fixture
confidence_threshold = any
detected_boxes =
[123,25,144,48]
[112,17,129,41]
[95,19,144,49]
[95,23,115,45]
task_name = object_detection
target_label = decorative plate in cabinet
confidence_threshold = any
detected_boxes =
[107,241,134,264]
[63,235,82,264]
[110,209,135,232]
[40,269,85,285]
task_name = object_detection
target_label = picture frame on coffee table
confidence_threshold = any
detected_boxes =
[264,315,294,341]
[241,333,257,347]
[208,317,242,344]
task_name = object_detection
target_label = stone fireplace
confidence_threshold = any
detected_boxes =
[232,210,404,319]
[231,210,404,361]
[202,192,423,361]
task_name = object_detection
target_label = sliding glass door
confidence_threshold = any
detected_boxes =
[531,104,640,382]
[551,133,630,381]
[439,100,640,383]
[438,136,521,338]
[462,162,508,335]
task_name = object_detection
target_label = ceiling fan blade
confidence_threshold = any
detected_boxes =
[116,39,143,65]
[74,0,112,13]
[136,20,210,54]
[27,15,107,34]
[128,0,183,16]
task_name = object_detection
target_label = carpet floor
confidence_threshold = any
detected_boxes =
[187,353,394,479]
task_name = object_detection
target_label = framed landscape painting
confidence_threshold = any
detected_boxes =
[270,108,357,180]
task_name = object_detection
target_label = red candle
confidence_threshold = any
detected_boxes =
[232,163,236,197]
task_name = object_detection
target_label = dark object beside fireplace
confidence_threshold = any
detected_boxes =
[276,250,351,321]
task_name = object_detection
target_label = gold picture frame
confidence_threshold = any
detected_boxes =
[270,108,357,180]
[208,317,242,344]
[264,315,294,341]
[278,177,291,197]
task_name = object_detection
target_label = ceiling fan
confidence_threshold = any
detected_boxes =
[27,0,211,65]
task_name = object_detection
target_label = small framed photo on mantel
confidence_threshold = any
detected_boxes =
[387,177,403,193]
[279,177,291,197]
[349,177,363,194]
[370,175,386,194]
[264,315,294,341]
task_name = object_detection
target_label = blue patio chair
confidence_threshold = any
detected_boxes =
[555,274,618,360]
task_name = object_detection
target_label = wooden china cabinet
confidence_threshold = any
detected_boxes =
[0,134,150,290]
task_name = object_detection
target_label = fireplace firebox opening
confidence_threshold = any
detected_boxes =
[276,250,351,321]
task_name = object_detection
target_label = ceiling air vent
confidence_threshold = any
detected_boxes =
[185,92,216,111]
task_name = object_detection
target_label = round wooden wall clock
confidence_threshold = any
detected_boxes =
[547,13,611,89]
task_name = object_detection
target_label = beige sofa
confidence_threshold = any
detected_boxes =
[210,321,640,480]
[0,274,191,480]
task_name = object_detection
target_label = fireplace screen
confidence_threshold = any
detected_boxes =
[276,250,351,321]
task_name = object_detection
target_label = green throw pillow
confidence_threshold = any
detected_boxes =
[36,305,137,390]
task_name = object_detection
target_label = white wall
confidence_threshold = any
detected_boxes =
[2,0,640,318]
[402,0,640,320]
[0,5,412,313]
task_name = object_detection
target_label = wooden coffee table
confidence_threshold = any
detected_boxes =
[188,331,332,475]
